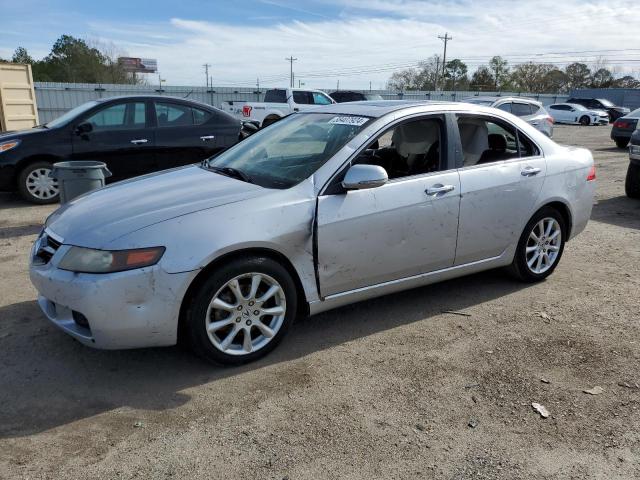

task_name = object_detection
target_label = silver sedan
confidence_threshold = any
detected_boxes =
[30,101,596,364]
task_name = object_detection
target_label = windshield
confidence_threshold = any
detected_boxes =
[205,113,371,189]
[598,99,615,107]
[45,101,100,128]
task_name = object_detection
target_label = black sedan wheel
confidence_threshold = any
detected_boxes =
[626,163,640,199]
[17,162,60,204]
[615,138,630,149]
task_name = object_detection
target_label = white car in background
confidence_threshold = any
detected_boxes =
[547,103,609,126]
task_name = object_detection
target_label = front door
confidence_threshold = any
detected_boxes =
[317,116,460,297]
[454,114,547,265]
[71,100,157,182]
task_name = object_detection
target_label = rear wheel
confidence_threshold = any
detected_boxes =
[508,207,566,282]
[615,137,630,149]
[185,256,297,365]
[17,161,59,204]
[579,115,590,126]
[626,162,640,199]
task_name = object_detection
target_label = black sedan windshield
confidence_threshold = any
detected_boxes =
[45,101,100,128]
[205,113,371,189]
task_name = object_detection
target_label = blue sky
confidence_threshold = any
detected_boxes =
[1,0,638,88]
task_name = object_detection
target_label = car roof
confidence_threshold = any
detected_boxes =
[94,95,215,109]
[469,96,541,104]
[305,100,522,118]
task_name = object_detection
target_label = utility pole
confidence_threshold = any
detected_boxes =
[285,56,297,88]
[203,63,211,88]
[438,33,452,90]
[336,79,339,91]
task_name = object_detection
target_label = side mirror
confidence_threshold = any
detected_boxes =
[342,164,388,190]
[75,122,93,135]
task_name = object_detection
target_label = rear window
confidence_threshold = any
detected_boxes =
[511,103,533,117]
[264,90,287,103]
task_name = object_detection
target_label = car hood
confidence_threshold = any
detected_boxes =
[0,127,48,141]
[46,165,266,247]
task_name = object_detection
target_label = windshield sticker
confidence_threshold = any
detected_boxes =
[329,116,369,127]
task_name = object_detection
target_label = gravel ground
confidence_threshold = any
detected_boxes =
[0,125,639,479]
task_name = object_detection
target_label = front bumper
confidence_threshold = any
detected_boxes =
[29,233,198,349]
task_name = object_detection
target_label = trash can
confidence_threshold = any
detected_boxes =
[51,161,112,204]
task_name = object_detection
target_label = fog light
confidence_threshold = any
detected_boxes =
[72,310,90,328]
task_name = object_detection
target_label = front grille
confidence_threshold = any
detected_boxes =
[34,232,63,265]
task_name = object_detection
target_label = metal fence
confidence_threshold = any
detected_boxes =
[34,82,570,123]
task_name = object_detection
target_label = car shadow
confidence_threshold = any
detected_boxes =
[0,224,42,239]
[591,195,640,230]
[593,146,626,153]
[0,269,530,438]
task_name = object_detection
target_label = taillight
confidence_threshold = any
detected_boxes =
[586,165,596,181]
[614,120,629,129]
[546,116,554,124]
[242,105,252,117]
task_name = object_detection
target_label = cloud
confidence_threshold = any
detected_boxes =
[4,0,640,88]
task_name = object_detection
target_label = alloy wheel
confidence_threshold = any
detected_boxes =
[26,167,59,200]
[525,217,562,274]
[205,273,286,356]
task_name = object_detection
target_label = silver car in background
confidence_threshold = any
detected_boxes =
[464,96,554,138]
[30,101,595,364]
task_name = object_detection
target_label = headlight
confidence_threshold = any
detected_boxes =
[58,246,165,273]
[0,140,20,153]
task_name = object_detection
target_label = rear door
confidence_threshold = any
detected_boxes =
[454,114,546,265]
[152,100,233,170]
[71,100,157,181]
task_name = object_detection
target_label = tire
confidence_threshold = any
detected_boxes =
[17,161,60,204]
[579,116,590,126]
[184,256,298,365]
[615,137,630,149]
[507,206,567,283]
[626,162,640,199]
[261,116,281,128]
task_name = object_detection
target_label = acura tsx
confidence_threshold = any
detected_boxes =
[30,101,596,364]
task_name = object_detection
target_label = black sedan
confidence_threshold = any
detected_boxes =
[610,108,640,149]
[0,95,244,203]
[627,129,640,198]
[329,91,384,103]
[565,97,630,123]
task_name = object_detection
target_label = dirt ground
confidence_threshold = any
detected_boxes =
[0,125,639,480]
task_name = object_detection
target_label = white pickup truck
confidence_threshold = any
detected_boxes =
[221,88,335,128]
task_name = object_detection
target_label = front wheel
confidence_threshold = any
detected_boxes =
[579,116,590,126]
[626,162,640,199]
[17,161,60,204]
[508,207,566,282]
[615,137,630,149]
[185,256,298,365]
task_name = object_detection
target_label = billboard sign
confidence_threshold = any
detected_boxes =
[118,57,158,73]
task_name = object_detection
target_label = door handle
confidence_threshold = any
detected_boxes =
[426,184,455,195]
[130,139,148,145]
[521,166,542,176]
[200,135,215,141]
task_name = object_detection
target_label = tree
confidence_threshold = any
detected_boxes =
[613,75,640,89]
[564,62,591,90]
[415,55,441,90]
[386,68,420,91]
[510,62,554,92]
[470,66,494,91]
[590,68,614,88]
[11,47,34,64]
[489,56,509,90]
[542,69,569,93]
[443,59,468,91]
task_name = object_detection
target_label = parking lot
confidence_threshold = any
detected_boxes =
[0,124,639,479]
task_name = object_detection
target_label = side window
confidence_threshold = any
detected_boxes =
[511,103,532,117]
[312,92,333,105]
[457,116,519,167]
[155,102,193,127]
[497,103,512,113]
[85,102,146,130]
[518,131,540,157]
[264,90,287,103]
[292,91,312,104]
[354,118,443,179]
[192,107,212,125]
